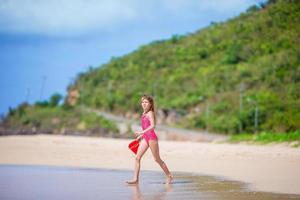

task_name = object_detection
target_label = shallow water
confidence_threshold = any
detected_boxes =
[0,164,299,200]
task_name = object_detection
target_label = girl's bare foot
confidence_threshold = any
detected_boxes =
[126,180,139,185]
[166,174,173,184]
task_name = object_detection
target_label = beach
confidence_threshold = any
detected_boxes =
[0,134,299,195]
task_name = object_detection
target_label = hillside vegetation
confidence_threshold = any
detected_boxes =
[72,0,300,134]
[0,94,119,137]
[1,0,299,138]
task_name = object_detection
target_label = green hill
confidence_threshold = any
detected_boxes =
[2,0,299,137]
[71,0,299,134]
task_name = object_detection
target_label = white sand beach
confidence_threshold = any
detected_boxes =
[0,134,299,195]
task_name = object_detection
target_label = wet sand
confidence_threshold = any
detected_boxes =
[0,134,299,195]
[1,164,300,200]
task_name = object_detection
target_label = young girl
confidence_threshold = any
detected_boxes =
[126,94,173,185]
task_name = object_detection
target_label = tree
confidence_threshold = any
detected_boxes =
[49,93,63,107]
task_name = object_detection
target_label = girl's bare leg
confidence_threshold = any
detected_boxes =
[126,139,149,184]
[149,140,173,184]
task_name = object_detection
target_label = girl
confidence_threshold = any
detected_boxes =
[126,94,173,185]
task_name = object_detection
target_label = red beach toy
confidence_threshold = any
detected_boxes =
[128,140,139,154]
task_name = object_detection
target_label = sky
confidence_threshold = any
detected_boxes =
[0,0,263,116]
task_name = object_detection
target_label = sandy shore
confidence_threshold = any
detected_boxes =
[0,134,299,195]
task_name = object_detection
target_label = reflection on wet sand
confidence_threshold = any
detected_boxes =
[128,183,173,200]
[127,173,300,200]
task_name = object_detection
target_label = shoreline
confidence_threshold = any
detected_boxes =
[0,134,299,195]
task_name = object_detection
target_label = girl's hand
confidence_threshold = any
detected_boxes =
[136,134,143,141]
[135,132,143,140]
[134,131,142,137]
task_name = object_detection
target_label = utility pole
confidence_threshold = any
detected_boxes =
[239,84,245,112]
[239,83,246,133]
[254,102,259,133]
[69,76,75,85]
[246,97,259,133]
[108,81,113,111]
[205,101,210,130]
[40,76,47,101]
[25,88,30,103]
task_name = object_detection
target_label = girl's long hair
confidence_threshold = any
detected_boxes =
[141,94,156,124]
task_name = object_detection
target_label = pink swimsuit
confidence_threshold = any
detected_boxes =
[141,114,158,144]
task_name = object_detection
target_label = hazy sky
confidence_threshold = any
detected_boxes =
[0,0,263,116]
